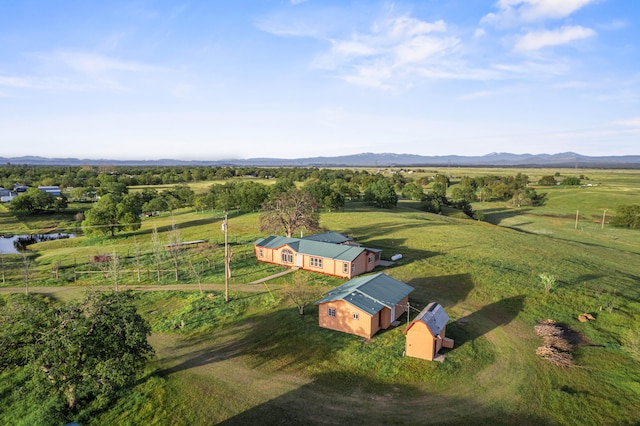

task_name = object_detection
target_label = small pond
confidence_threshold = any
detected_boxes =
[0,233,75,254]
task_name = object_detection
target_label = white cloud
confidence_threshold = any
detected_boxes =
[473,28,487,39]
[457,90,493,100]
[315,15,461,89]
[514,25,596,51]
[616,117,640,127]
[482,0,599,26]
[46,50,158,74]
[0,75,38,89]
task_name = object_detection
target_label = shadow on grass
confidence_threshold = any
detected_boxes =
[407,273,475,310]
[449,295,526,348]
[151,295,551,425]
[217,370,551,425]
[482,207,532,226]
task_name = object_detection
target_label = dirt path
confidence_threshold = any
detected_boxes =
[0,282,283,300]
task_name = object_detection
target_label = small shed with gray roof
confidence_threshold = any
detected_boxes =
[314,273,414,338]
[403,302,454,361]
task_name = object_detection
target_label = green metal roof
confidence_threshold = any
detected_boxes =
[315,273,414,315]
[255,235,375,262]
[303,232,352,244]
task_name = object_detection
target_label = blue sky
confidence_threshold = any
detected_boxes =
[0,0,638,160]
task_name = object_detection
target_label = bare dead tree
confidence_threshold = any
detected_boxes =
[22,252,33,295]
[187,253,203,294]
[167,222,182,282]
[51,260,61,280]
[151,225,163,282]
[108,251,121,292]
[133,236,142,283]
[1,255,6,285]
[283,273,320,315]
[259,189,320,238]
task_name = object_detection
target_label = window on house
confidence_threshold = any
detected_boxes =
[351,263,355,274]
[281,249,293,264]
[328,307,336,317]
[310,257,323,268]
[343,263,349,273]
[352,313,359,320]
[258,248,264,258]
[368,255,373,264]
[375,252,380,261]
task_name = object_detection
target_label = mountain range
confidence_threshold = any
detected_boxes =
[1,152,639,168]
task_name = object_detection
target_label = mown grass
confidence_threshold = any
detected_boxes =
[1,167,639,425]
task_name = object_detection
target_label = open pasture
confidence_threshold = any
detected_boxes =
[1,167,639,425]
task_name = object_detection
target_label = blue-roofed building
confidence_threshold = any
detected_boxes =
[403,302,454,361]
[38,186,61,197]
[254,234,382,279]
[314,273,414,338]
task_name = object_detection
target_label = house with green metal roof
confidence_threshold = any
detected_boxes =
[314,273,414,338]
[254,234,382,279]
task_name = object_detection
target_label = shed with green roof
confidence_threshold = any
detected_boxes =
[314,273,414,338]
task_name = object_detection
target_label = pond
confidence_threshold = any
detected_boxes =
[0,233,75,254]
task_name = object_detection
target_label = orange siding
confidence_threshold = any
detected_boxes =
[405,322,437,360]
[318,301,377,338]
[256,246,356,279]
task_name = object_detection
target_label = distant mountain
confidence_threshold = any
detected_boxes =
[1,153,639,168]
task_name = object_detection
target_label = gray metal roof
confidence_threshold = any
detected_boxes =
[303,232,352,244]
[315,273,414,315]
[255,235,374,262]
[412,302,449,336]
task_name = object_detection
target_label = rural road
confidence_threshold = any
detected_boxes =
[0,282,282,296]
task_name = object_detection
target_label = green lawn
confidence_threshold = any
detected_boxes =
[1,168,639,425]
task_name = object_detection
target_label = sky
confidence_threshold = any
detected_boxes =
[0,0,639,160]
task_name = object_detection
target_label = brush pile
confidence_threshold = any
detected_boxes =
[535,320,574,367]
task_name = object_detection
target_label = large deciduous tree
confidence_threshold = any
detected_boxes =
[30,291,154,411]
[364,179,398,208]
[259,189,320,238]
[9,187,62,214]
[82,193,142,237]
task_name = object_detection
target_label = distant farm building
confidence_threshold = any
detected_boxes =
[254,234,381,279]
[314,273,414,339]
[0,188,17,203]
[38,186,61,197]
[403,302,454,361]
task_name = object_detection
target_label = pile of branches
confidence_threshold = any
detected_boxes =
[535,320,574,367]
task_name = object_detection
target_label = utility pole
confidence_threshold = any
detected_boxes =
[602,209,607,230]
[575,210,579,230]
[223,211,229,302]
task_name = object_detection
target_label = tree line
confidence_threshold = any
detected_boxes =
[5,165,636,233]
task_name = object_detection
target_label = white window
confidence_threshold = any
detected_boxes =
[368,255,373,264]
[352,313,359,320]
[281,249,293,264]
[310,257,323,268]
[328,307,336,317]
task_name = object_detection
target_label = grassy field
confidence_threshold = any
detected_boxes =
[1,167,639,425]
